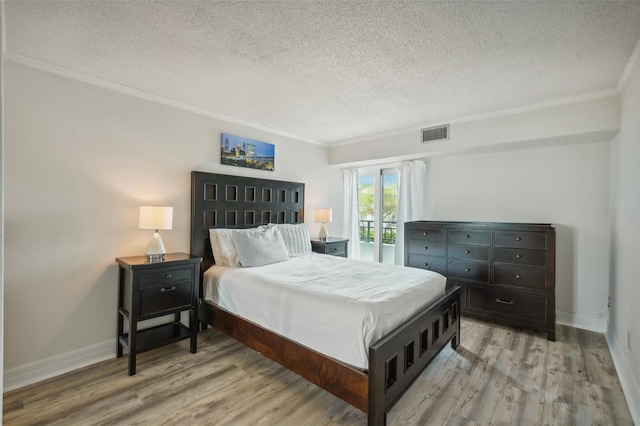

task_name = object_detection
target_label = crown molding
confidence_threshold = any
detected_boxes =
[2,51,327,147]
[617,36,640,93]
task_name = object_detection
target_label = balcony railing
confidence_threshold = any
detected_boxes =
[360,220,396,244]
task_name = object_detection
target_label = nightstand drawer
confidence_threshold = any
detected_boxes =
[140,267,193,288]
[311,238,349,257]
[325,242,346,256]
[140,281,193,317]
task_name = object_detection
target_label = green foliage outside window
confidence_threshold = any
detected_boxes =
[358,179,397,244]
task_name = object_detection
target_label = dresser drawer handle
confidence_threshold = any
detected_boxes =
[424,262,430,267]
[165,274,172,279]
[465,250,470,254]
[496,298,514,305]
[516,254,522,258]
[515,274,521,279]
[423,232,428,236]
[465,268,471,272]
[465,234,470,238]
[516,237,522,241]
[160,286,176,293]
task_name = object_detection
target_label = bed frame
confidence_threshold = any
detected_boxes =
[190,171,460,426]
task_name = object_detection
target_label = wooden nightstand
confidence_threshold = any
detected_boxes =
[116,252,202,375]
[311,237,349,257]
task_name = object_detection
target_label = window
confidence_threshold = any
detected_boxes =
[357,167,398,263]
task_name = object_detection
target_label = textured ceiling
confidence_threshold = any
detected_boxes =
[5,1,640,144]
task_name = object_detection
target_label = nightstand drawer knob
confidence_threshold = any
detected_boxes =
[165,274,172,279]
[160,286,176,292]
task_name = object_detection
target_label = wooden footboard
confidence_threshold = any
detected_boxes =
[198,286,460,426]
[368,286,460,425]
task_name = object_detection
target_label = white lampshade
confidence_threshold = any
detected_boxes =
[139,206,173,230]
[139,206,173,262]
[315,208,333,224]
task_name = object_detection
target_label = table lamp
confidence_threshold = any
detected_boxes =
[139,206,173,262]
[315,208,332,240]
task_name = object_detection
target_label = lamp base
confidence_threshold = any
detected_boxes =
[145,231,166,262]
[318,223,329,241]
[145,253,164,262]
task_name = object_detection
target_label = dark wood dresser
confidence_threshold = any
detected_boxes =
[405,221,556,340]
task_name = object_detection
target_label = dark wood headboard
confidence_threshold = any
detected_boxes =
[190,171,305,274]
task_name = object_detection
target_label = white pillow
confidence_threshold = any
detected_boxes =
[275,223,312,257]
[209,228,240,266]
[232,226,289,267]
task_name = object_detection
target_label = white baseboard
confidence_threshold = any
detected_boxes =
[3,339,115,392]
[606,331,640,425]
[556,310,607,333]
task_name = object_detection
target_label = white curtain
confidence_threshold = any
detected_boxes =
[343,168,361,259]
[394,160,426,265]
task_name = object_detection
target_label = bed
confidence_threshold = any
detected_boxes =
[190,171,460,426]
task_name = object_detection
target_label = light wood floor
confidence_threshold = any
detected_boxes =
[4,318,633,425]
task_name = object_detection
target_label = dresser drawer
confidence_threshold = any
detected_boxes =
[494,264,546,290]
[407,226,445,243]
[447,259,489,282]
[448,229,491,246]
[407,240,445,256]
[469,287,547,322]
[494,247,546,267]
[448,244,489,261]
[140,281,193,317]
[406,254,445,275]
[140,266,194,288]
[494,231,546,249]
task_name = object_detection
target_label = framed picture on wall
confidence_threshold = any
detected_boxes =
[220,133,275,171]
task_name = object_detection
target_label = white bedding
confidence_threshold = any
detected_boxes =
[203,253,446,370]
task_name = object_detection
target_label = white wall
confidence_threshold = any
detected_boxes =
[3,61,342,388]
[608,58,640,422]
[1,1,6,411]
[426,141,611,326]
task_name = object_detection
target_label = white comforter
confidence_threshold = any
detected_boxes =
[203,253,446,369]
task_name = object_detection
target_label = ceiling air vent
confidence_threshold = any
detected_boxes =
[421,124,449,143]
